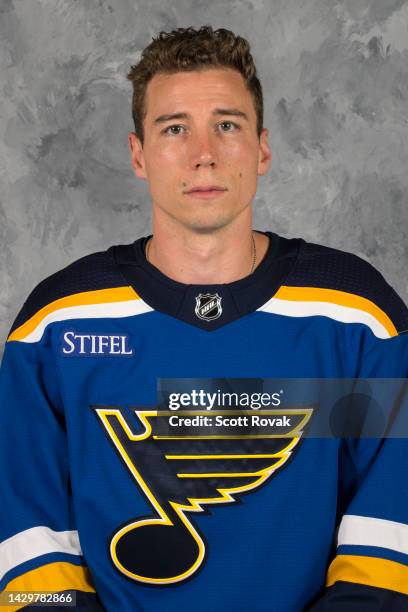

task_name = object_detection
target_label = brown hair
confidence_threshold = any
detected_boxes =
[126,25,263,146]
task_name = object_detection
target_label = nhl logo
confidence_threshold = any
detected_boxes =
[195,293,222,321]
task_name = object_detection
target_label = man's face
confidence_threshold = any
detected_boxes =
[128,68,271,233]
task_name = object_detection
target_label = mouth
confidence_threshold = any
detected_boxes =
[184,185,227,200]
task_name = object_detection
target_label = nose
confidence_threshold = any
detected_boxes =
[195,157,216,169]
[189,130,217,169]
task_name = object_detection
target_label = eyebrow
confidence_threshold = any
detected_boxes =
[153,108,249,124]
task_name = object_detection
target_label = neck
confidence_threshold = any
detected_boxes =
[145,214,269,285]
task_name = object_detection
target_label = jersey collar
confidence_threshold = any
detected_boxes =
[109,231,302,331]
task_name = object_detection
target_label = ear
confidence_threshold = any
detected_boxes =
[128,132,147,180]
[257,127,272,176]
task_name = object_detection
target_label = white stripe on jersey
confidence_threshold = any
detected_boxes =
[337,514,408,555]
[21,299,153,343]
[0,526,82,581]
[257,298,391,339]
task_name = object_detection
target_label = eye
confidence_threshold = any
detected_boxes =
[218,121,239,132]
[163,125,185,136]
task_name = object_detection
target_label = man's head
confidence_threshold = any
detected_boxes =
[127,26,271,234]
[127,25,264,147]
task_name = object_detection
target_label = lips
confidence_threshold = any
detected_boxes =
[186,185,226,193]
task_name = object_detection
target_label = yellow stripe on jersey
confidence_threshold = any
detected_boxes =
[7,284,399,342]
[8,287,140,343]
[275,286,398,338]
[327,554,408,595]
[3,562,96,611]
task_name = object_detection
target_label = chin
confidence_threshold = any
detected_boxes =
[182,215,236,234]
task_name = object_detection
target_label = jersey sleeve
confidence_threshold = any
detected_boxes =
[0,297,102,610]
[308,285,408,611]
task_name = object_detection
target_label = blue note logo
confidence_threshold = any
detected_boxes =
[93,404,313,585]
[61,331,133,356]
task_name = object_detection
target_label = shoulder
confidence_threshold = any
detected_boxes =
[279,238,408,336]
[8,246,136,340]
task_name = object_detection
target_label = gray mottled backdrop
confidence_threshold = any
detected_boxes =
[1,0,407,349]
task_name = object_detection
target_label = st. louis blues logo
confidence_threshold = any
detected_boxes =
[195,293,222,321]
[93,405,312,585]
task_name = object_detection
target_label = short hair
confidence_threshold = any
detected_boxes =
[126,25,263,146]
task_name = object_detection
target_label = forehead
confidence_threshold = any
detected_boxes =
[144,68,255,120]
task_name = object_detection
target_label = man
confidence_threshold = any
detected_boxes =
[0,25,407,611]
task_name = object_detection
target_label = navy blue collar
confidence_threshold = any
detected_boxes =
[110,231,302,331]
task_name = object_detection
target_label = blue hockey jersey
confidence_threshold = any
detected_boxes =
[1,231,407,611]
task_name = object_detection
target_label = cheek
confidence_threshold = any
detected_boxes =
[159,145,182,162]
[226,141,257,171]
[144,149,179,185]
[231,167,258,201]
[145,138,181,165]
